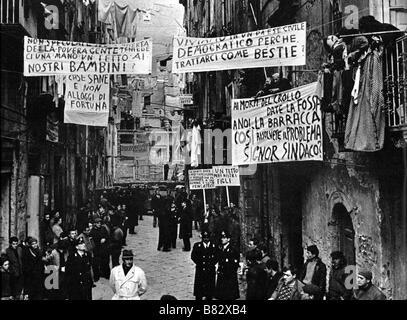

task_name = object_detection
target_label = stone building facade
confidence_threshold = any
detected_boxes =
[180,0,406,299]
[1,0,112,250]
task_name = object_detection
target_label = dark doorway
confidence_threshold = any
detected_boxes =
[280,172,303,269]
[332,203,356,266]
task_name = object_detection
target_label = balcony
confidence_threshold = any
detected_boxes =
[383,35,407,143]
[0,0,38,37]
[327,35,407,149]
[0,0,19,24]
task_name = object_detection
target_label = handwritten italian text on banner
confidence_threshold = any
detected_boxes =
[24,37,152,76]
[231,82,322,166]
[172,22,306,73]
[189,169,215,190]
[64,75,110,127]
[213,166,240,187]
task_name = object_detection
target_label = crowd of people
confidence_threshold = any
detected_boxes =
[1,184,387,301]
[151,189,240,254]
[0,186,149,300]
[190,230,387,300]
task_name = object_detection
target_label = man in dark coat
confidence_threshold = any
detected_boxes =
[265,259,283,299]
[66,228,78,258]
[226,207,241,253]
[327,251,352,300]
[65,238,93,300]
[89,217,110,281]
[245,248,268,300]
[110,214,124,267]
[353,268,386,300]
[300,245,327,300]
[1,254,12,300]
[191,229,217,300]
[168,200,179,249]
[157,196,171,252]
[215,230,240,300]
[22,237,44,300]
[5,237,24,299]
[151,190,163,228]
[179,200,193,251]
[190,194,202,231]
[127,189,139,234]
[41,213,54,247]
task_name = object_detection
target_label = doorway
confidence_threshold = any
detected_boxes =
[332,203,356,266]
[280,171,304,269]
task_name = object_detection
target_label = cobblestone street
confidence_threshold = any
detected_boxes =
[92,215,201,300]
[92,215,246,300]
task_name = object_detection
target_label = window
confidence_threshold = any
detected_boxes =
[119,133,133,144]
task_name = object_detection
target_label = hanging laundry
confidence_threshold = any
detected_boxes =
[98,0,140,38]
[83,0,95,6]
[190,122,201,168]
[323,35,353,115]
[315,71,324,99]
[345,36,385,152]
[77,0,83,25]
[55,75,65,98]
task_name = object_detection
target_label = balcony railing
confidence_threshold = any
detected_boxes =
[327,34,407,149]
[383,35,407,131]
[0,0,19,24]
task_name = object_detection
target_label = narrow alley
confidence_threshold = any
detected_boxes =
[93,215,200,300]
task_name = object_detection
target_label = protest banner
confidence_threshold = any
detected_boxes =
[213,165,240,206]
[120,143,149,159]
[180,94,194,106]
[24,37,152,76]
[189,168,215,216]
[188,169,215,190]
[172,22,306,73]
[64,74,110,127]
[213,166,240,186]
[165,95,181,108]
[231,82,322,166]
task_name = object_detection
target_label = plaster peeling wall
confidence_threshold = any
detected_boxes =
[300,160,401,297]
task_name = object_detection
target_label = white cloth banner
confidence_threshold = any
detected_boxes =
[232,82,322,165]
[165,95,181,108]
[64,74,110,127]
[213,166,240,186]
[189,169,215,190]
[172,22,306,73]
[24,36,152,76]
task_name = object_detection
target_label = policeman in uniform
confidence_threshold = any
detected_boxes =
[191,229,217,300]
[65,238,93,300]
[214,230,240,300]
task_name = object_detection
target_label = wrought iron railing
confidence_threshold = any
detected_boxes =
[0,0,19,24]
[383,35,407,130]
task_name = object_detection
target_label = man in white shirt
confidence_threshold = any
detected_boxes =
[109,249,147,300]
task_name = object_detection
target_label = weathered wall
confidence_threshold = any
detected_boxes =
[300,150,405,299]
